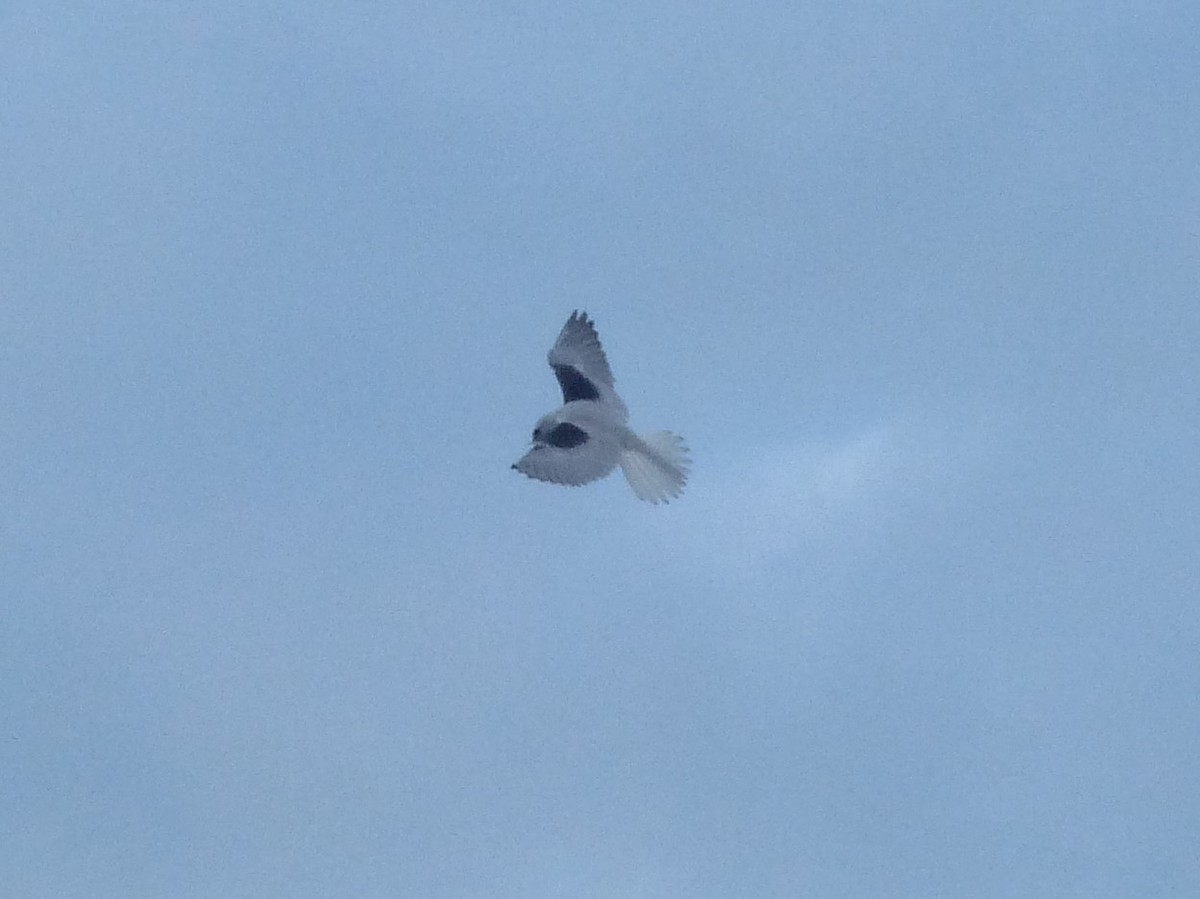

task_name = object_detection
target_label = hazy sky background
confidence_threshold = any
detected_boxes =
[3,2,1198,896]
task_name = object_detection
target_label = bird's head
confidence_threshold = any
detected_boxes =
[531,412,559,444]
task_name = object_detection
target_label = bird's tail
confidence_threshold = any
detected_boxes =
[619,431,690,504]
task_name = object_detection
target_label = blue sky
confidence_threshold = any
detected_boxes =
[3,2,1198,896]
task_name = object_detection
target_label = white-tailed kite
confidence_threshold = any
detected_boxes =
[512,311,690,503]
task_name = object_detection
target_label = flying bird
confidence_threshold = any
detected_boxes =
[512,311,690,503]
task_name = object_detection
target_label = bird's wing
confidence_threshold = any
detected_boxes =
[512,425,620,487]
[547,311,627,417]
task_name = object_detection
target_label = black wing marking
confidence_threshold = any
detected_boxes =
[552,364,601,403]
[544,421,589,449]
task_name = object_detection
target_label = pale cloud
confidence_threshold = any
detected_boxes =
[659,408,1002,576]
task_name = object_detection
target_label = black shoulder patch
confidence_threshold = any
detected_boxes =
[544,421,589,449]
[553,364,601,403]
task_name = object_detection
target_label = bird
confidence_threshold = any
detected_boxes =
[512,311,690,503]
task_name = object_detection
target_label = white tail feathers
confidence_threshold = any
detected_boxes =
[619,431,690,504]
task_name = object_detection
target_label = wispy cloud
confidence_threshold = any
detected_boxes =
[657,408,1002,576]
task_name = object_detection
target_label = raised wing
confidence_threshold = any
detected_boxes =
[511,425,621,487]
[547,311,627,418]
